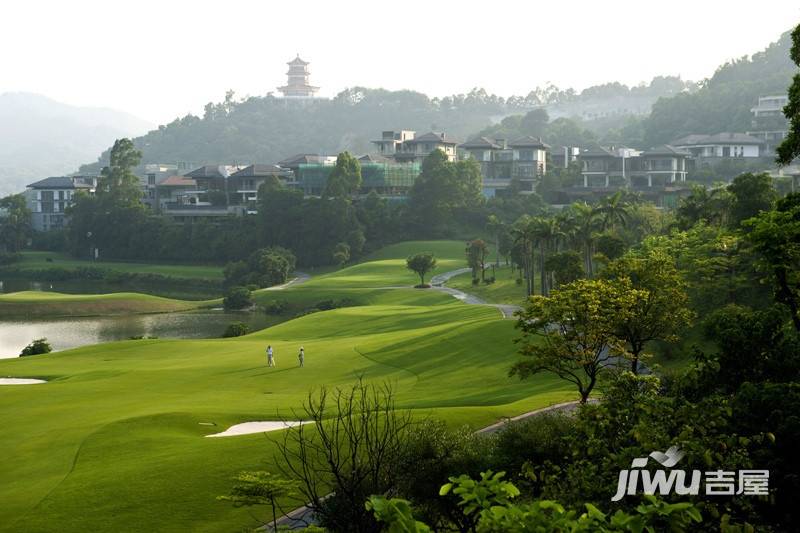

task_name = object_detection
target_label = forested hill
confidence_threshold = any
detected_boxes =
[79,79,693,174]
[643,29,796,146]
[79,89,510,173]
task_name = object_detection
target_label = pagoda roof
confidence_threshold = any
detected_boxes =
[287,55,310,66]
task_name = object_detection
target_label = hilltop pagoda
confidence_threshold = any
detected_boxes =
[277,55,319,98]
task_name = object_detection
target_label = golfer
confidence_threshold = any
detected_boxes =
[298,346,305,367]
[267,345,275,367]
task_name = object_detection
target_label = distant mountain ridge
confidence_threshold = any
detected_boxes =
[0,92,153,195]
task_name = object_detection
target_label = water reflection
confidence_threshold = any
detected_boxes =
[0,311,277,359]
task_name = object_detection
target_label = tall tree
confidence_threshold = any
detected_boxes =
[595,190,630,231]
[602,250,694,373]
[746,193,800,332]
[727,172,776,228]
[406,252,437,287]
[776,23,800,166]
[485,215,503,267]
[465,239,489,281]
[511,278,637,403]
[0,194,32,253]
[96,138,143,206]
[324,151,362,198]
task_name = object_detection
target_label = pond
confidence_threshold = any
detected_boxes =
[0,310,279,359]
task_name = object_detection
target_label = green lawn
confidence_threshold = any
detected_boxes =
[7,251,224,280]
[0,240,574,532]
[447,265,534,305]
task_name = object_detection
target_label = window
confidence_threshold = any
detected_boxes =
[518,150,534,161]
[148,174,156,185]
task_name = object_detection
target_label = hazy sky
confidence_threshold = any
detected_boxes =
[2,0,798,125]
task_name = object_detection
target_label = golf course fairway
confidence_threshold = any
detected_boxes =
[0,241,574,532]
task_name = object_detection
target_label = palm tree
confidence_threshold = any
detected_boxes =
[511,215,536,297]
[486,214,503,267]
[568,202,601,277]
[596,190,631,231]
[530,216,565,296]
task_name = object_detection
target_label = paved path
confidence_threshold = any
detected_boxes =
[260,272,310,291]
[430,268,522,319]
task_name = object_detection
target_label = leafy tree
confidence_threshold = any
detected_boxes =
[776,23,800,165]
[324,151,362,198]
[223,286,253,310]
[512,278,637,403]
[96,138,143,206]
[406,252,437,287]
[409,150,483,235]
[465,239,489,281]
[602,250,694,373]
[675,184,731,229]
[727,172,776,228]
[222,322,250,338]
[593,233,627,263]
[20,338,52,356]
[218,471,298,532]
[333,241,351,267]
[545,251,584,288]
[746,193,800,331]
[0,194,32,252]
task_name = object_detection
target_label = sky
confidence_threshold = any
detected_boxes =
[1,0,799,125]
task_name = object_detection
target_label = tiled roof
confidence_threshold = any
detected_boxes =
[460,137,502,149]
[230,164,285,177]
[406,132,458,145]
[509,136,550,149]
[27,176,92,189]
[158,175,196,187]
[641,144,691,157]
[671,132,765,146]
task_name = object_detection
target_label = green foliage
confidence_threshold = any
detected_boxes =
[406,252,437,286]
[602,249,694,373]
[544,251,584,287]
[324,151,362,198]
[776,23,800,165]
[332,242,351,267]
[20,338,52,356]
[224,247,296,288]
[223,286,253,310]
[466,239,489,281]
[512,278,638,402]
[408,150,483,235]
[727,173,776,228]
[371,473,702,533]
[643,30,796,146]
[218,471,298,531]
[222,322,250,338]
[0,194,32,253]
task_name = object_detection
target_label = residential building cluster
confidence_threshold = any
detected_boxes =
[20,90,796,230]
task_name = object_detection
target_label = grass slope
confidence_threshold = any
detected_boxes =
[447,265,533,305]
[0,291,215,319]
[7,251,223,280]
[0,241,573,532]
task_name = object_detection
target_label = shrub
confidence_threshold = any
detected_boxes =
[223,286,253,310]
[484,276,496,284]
[20,338,52,356]
[222,322,250,338]
[472,277,480,285]
[262,299,289,315]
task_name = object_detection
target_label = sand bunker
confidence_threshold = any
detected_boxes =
[205,420,312,438]
[0,378,47,385]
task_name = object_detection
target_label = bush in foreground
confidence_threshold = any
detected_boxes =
[20,338,52,356]
[222,322,250,338]
[223,286,253,310]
